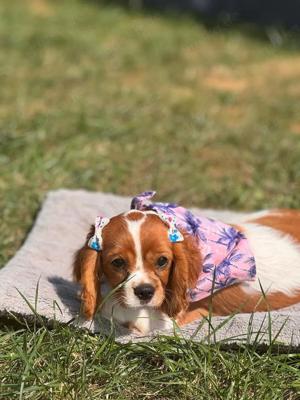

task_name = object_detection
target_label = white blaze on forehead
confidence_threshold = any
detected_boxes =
[125,213,146,271]
[124,213,156,307]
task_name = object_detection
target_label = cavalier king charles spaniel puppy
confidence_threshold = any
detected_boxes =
[73,191,300,335]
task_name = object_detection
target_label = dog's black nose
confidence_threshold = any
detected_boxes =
[134,284,155,301]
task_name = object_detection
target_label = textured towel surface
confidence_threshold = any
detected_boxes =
[1,190,300,347]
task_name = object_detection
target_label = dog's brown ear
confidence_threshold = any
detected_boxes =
[73,226,102,319]
[163,232,201,318]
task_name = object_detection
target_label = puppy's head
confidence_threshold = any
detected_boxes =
[73,210,201,319]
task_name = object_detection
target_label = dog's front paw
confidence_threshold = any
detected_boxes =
[122,321,145,336]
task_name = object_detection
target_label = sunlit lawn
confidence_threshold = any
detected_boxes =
[1,0,300,398]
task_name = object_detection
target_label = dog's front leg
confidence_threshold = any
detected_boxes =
[175,306,209,326]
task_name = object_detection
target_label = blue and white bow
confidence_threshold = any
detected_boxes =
[88,216,110,251]
[155,210,184,243]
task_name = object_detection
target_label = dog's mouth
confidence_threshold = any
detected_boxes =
[139,299,152,306]
[119,295,164,309]
[120,298,153,308]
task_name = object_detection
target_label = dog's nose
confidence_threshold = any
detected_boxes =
[134,284,155,301]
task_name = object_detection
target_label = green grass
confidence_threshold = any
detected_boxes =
[1,0,300,398]
[1,324,300,399]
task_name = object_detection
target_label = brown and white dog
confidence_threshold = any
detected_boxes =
[73,208,300,335]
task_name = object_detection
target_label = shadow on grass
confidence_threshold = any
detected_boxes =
[86,0,300,49]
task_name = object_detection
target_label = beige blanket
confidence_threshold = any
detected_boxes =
[1,190,299,347]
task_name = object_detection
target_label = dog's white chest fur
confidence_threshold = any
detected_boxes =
[99,282,173,335]
[100,297,173,335]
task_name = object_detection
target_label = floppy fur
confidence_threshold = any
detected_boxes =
[73,204,300,335]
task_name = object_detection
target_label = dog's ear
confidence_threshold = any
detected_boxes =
[163,232,201,318]
[73,226,102,319]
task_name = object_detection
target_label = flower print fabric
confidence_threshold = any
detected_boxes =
[131,191,256,302]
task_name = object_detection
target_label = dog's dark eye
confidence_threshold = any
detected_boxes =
[111,258,126,268]
[156,256,168,268]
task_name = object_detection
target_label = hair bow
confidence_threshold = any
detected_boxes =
[131,191,184,243]
[88,216,110,251]
[156,211,184,243]
[130,191,156,211]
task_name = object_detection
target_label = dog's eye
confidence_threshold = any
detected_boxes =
[111,258,126,268]
[156,256,168,268]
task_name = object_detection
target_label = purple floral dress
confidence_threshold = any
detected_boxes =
[131,191,256,302]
